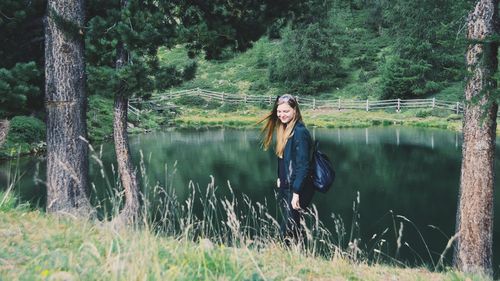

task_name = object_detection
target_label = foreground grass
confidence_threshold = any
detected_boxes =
[0,205,486,281]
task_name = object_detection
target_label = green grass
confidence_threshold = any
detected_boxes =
[158,36,464,102]
[0,202,487,280]
[171,105,465,132]
[0,151,490,280]
[157,39,285,97]
[0,191,16,212]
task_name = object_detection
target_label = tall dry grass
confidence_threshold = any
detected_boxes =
[0,146,489,280]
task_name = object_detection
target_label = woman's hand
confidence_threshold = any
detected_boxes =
[291,193,300,210]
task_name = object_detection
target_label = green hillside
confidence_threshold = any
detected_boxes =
[158,2,467,102]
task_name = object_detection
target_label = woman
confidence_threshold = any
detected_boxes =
[260,94,315,242]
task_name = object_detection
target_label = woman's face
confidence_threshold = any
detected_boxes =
[277,103,296,124]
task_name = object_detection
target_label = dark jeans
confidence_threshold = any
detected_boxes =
[278,185,315,242]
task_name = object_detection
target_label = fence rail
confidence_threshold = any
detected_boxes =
[129,88,465,115]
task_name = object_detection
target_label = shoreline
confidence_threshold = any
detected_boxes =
[0,108,464,160]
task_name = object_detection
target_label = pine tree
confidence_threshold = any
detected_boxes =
[0,0,45,117]
[44,0,94,216]
[268,0,346,95]
[380,0,470,99]
[454,0,498,276]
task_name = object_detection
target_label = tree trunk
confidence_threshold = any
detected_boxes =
[112,4,141,225]
[454,0,498,276]
[44,0,94,216]
[0,120,9,147]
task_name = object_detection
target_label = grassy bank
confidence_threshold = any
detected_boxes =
[0,201,483,281]
[0,98,465,160]
[173,106,463,132]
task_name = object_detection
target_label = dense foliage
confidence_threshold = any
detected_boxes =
[0,62,42,118]
[0,0,475,118]
[0,0,45,118]
[1,116,45,157]
[269,24,346,95]
[379,0,471,99]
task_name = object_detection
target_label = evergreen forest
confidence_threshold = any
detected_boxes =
[0,0,478,149]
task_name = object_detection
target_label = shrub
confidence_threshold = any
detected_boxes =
[8,116,45,144]
[182,61,198,81]
[447,114,462,121]
[430,108,453,118]
[415,110,432,118]
[175,95,206,107]
[1,116,45,156]
[205,100,222,110]
[219,102,244,113]
[416,108,453,118]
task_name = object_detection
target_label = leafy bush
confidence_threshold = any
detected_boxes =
[182,61,198,81]
[205,100,222,110]
[416,108,453,118]
[429,109,453,118]
[447,114,462,121]
[254,43,269,68]
[8,116,45,144]
[358,70,369,83]
[175,95,206,107]
[1,116,46,156]
[415,110,432,118]
[219,102,245,113]
[338,82,381,100]
[249,80,268,95]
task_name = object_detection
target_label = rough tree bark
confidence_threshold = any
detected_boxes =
[44,0,94,216]
[454,0,498,276]
[112,0,141,225]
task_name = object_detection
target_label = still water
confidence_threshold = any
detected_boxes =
[1,127,500,270]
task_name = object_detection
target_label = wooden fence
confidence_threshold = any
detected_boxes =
[129,88,464,115]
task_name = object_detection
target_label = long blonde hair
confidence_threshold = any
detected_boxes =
[259,94,303,158]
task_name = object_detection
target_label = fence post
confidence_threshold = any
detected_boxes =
[313,98,316,110]
[432,97,435,109]
[456,102,460,114]
[397,98,401,112]
[244,94,247,104]
[366,99,369,112]
[268,96,272,105]
[338,97,341,110]
[222,92,225,103]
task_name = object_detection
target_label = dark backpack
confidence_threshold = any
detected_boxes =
[310,141,335,193]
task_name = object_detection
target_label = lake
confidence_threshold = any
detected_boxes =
[1,127,499,270]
